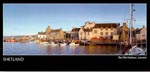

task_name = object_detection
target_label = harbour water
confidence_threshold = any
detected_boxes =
[3,42,120,55]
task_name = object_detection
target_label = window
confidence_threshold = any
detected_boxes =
[94,30,97,33]
[111,32,113,35]
[105,32,108,35]
[101,32,103,35]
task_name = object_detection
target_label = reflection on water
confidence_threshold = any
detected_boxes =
[3,42,119,55]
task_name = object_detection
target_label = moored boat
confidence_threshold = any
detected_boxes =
[125,45,146,55]
[7,37,15,42]
[60,43,67,46]
[42,42,50,46]
[50,42,58,47]
[69,42,79,46]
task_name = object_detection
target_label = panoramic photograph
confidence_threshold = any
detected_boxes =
[3,4,147,55]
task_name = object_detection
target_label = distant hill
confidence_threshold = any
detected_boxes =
[3,35,37,39]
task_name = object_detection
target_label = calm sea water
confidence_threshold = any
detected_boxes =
[3,42,119,55]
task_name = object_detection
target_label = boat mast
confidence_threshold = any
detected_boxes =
[129,3,134,44]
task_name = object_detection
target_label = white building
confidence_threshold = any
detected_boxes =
[79,21,120,40]
[37,32,46,39]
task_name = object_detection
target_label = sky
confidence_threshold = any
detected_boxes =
[3,3,146,36]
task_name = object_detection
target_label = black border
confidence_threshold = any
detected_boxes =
[1,0,149,71]
[1,55,149,71]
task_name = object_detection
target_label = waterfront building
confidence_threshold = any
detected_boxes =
[37,32,46,39]
[119,22,129,42]
[79,21,95,40]
[79,21,120,40]
[48,28,64,40]
[118,22,146,45]
[71,27,80,40]
[64,31,71,40]
[135,25,146,41]
[37,26,64,40]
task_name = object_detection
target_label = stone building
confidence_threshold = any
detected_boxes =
[37,26,64,40]
[119,22,129,42]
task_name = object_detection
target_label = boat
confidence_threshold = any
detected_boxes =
[69,42,79,46]
[60,43,67,46]
[75,44,79,46]
[7,32,15,42]
[50,42,58,47]
[123,4,146,55]
[8,37,15,42]
[125,45,146,55]
[29,41,34,43]
[42,42,50,46]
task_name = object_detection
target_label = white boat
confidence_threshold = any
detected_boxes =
[39,42,48,44]
[60,43,67,46]
[50,43,58,46]
[29,41,34,43]
[42,42,50,46]
[75,44,79,46]
[69,42,79,46]
[50,42,58,47]
[69,42,75,46]
[125,45,146,55]
[124,4,146,55]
